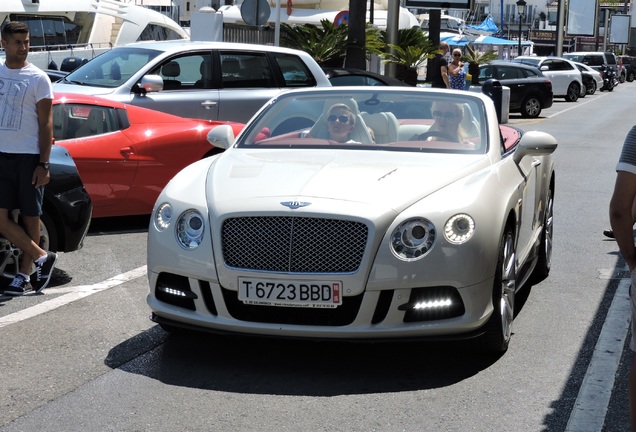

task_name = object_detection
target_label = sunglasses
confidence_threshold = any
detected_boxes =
[433,111,457,120]
[327,114,351,124]
[453,53,462,57]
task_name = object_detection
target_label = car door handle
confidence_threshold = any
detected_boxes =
[201,101,218,109]
[120,147,135,159]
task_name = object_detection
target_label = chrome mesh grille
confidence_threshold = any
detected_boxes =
[222,216,368,273]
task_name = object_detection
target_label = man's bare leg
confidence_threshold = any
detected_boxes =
[0,209,46,268]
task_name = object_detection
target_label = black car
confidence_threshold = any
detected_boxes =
[0,145,92,283]
[322,67,411,86]
[618,55,636,82]
[478,62,553,118]
[44,69,68,83]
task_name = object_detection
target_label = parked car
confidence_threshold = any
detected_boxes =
[562,51,618,77]
[0,145,92,283]
[478,61,553,117]
[511,56,584,102]
[323,67,411,86]
[572,61,603,95]
[52,93,244,218]
[146,86,558,353]
[618,55,636,82]
[45,69,67,83]
[52,41,331,123]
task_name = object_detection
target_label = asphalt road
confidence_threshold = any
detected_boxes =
[0,84,634,432]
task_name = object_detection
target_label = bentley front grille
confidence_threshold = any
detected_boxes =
[222,216,368,273]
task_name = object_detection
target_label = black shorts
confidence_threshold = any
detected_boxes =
[0,152,44,217]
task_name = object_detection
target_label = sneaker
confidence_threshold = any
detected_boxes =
[5,274,33,296]
[603,229,615,239]
[31,251,58,292]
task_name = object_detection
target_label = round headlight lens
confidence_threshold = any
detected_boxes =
[444,214,475,244]
[154,203,172,231]
[176,210,205,250]
[391,218,436,260]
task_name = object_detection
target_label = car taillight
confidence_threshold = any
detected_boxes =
[543,80,552,89]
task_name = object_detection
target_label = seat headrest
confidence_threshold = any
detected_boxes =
[361,112,390,134]
[162,61,180,78]
[222,58,240,74]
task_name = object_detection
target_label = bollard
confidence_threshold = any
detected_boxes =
[482,79,503,123]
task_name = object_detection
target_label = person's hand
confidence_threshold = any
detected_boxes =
[32,166,50,188]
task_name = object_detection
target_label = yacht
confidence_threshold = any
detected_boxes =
[216,0,420,30]
[1,0,189,71]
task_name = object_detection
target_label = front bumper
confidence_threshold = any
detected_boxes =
[147,270,495,341]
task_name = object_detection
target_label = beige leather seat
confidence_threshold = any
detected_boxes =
[360,112,399,144]
[75,109,105,138]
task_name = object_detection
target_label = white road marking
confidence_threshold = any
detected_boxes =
[546,93,608,119]
[0,265,147,329]
[565,278,631,431]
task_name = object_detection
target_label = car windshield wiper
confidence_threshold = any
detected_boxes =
[61,78,112,88]
[62,77,85,85]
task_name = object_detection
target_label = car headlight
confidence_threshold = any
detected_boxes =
[391,218,436,260]
[176,209,205,250]
[444,213,475,244]
[154,203,172,231]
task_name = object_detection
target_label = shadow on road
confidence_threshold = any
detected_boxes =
[106,325,508,396]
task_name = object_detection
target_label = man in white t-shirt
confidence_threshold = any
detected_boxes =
[0,21,57,296]
[609,125,636,430]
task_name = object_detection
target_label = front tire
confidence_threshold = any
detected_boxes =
[520,95,542,118]
[586,80,597,95]
[482,227,516,353]
[565,82,580,102]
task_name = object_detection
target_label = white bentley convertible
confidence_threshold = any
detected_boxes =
[146,87,557,353]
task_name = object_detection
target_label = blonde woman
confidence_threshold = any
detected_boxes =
[412,101,469,144]
[448,48,467,90]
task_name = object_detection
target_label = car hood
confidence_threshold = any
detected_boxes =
[53,82,116,97]
[206,149,489,215]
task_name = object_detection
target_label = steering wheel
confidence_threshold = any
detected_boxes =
[415,131,458,142]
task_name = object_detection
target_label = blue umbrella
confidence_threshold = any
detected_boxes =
[440,33,469,46]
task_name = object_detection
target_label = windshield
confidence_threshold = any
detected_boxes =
[513,58,540,67]
[63,47,162,88]
[562,54,583,62]
[237,90,488,155]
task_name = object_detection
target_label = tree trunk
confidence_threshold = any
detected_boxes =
[344,0,366,69]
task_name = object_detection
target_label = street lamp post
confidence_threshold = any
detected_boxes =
[516,0,527,57]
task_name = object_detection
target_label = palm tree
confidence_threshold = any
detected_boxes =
[462,45,498,85]
[378,28,438,86]
[280,20,385,68]
[280,20,349,67]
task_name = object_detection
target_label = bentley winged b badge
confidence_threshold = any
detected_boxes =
[280,201,311,209]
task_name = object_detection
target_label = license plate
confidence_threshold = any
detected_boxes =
[238,277,342,308]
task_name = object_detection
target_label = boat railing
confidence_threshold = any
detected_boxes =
[29,42,114,53]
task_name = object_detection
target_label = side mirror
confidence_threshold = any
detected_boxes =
[513,130,557,164]
[207,125,235,150]
[138,75,163,93]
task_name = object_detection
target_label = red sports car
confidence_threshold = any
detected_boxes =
[53,93,244,218]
